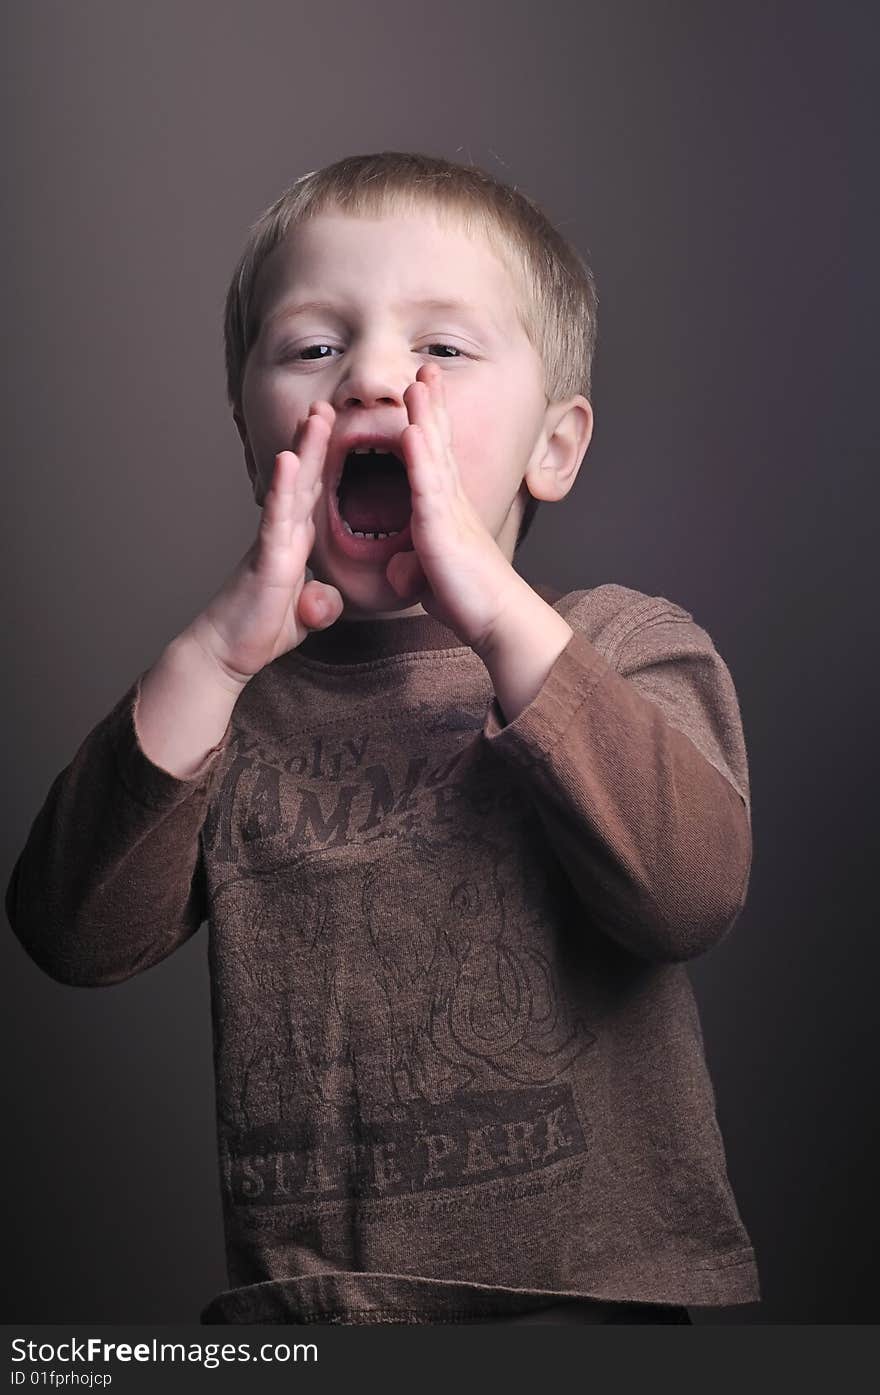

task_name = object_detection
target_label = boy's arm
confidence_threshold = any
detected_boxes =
[7,406,345,989]
[5,636,237,987]
[477,588,752,964]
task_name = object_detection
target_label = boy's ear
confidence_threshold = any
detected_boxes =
[233,408,265,506]
[523,396,594,503]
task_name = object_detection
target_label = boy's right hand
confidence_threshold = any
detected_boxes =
[184,401,344,689]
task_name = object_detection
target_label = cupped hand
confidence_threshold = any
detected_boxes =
[186,401,345,686]
[386,363,523,655]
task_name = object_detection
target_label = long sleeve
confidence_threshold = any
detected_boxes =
[480,587,752,962]
[5,673,232,987]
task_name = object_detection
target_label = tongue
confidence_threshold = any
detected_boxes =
[338,455,411,532]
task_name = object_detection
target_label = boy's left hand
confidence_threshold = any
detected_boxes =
[386,362,526,656]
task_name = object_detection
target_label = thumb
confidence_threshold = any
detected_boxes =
[299,579,344,630]
[386,550,427,602]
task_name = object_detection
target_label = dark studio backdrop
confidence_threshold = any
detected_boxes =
[2,0,876,1325]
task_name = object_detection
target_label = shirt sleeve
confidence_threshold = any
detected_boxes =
[4,673,233,987]
[479,591,753,963]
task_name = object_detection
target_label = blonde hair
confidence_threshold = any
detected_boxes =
[223,151,598,549]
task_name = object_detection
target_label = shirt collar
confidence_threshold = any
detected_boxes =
[292,582,562,665]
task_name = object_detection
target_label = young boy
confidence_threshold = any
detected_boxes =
[5,152,758,1325]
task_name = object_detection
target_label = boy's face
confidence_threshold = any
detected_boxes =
[236,206,589,618]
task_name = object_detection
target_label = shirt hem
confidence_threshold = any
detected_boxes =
[200,1253,761,1324]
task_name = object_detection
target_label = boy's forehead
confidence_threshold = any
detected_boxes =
[257,209,521,329]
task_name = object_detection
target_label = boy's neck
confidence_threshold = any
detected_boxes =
[296,607,463,665]
[342,601,428,622]
[293,582,562,666]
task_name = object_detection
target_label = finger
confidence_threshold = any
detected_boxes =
[256,412,331,572]
[258,451,302,554]
[289,411,332,510]
[411,366,459,487]
[308,399,335,428]
[404,373,446,466]
[294,404,331,468]
[261,426,321,538]
[421,362,453,450]
[399,420,444,504]
[298,578,344,630]
[294,399,335,452]
[386,548,428,602]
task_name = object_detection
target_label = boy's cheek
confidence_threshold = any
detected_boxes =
[445,404,490,472]
[246,413,303,480]
[450,415,510,499]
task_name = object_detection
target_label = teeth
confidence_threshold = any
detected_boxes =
[340,518,401,540]
[352,445,386,454]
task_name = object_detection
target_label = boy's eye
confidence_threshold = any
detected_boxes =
[424,343,463,358]
[296,344,340,361]
[284,342,465,362]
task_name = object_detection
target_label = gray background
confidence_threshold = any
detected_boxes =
[2,0,876,1324]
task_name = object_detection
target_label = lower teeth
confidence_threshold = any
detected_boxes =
[341,520,401,540]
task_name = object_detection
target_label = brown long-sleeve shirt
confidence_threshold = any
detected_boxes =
[6,582,760,1323]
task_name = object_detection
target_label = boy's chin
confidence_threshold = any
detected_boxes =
[307,557,424,621]
[340,585,427,621]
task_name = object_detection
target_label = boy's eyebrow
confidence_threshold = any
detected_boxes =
[265,297,502,332]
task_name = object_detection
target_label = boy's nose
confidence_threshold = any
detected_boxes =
[332,347,409,412]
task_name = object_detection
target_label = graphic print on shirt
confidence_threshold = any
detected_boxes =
[206,723,598,1211]
[203,711,532,868]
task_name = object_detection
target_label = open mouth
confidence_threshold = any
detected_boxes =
[330,445,413,556]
